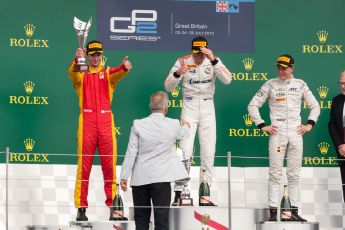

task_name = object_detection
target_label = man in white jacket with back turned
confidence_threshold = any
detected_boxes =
[120,91,190,230]
[164,36,232,205]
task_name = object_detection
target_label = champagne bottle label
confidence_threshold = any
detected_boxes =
[281,211,291,220]
[200,196,210,204]
[112,210,124,219]
[280,185,291,220]
[112,185,125,220]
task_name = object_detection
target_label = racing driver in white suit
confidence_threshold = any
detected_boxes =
[248,54,320,221]
[164,36,232,205]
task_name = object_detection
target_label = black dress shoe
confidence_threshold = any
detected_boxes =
[172,191,181,206]
[268,207,277,221]
[291,206,307,222]
[76,208,88,221]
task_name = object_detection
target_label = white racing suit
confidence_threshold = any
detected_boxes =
[248,77,320,207]
[165,55,232,191]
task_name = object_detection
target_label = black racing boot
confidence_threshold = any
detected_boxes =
[291,206,307,222]
[172,191,181,206]
[268,207,277,221]
[76,208,88,221]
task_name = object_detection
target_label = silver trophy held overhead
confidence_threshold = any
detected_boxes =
[73,16,92,72]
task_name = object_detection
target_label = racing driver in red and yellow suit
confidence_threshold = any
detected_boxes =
[67,40,132,221]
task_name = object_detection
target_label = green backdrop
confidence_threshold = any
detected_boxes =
[1,0,344,167]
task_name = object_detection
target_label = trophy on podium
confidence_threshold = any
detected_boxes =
[73,16,92,72]
[178,157,194,206]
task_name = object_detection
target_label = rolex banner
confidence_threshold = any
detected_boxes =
[1,0,344,167]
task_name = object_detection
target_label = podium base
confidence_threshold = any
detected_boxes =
[26,226,61,230]
[69,221,142,230]
[257,222,319,230]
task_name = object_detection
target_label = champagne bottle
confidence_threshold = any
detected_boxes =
[110,184,124,221]
[280,185,292,221]
[199,169,210,206]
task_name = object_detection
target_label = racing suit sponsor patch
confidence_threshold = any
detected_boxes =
[188,69,197,74]
[256,91,264,97]
[276,98,285,102]
[189,79,212,85]
[275,92,285,97]
[204,67,211,74]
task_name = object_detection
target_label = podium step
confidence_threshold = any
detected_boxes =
[28,208,319,230]
[69,221,140,230]
[27,226,61,230]
[168,206,238,229]
[256,222,319,230]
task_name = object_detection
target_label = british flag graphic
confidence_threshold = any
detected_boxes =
[216,1,229,12]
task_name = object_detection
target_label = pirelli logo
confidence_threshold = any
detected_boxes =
[192,41,207,47]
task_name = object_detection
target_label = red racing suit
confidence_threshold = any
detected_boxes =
[68,59,128,208]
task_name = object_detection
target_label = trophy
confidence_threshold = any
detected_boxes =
[73,16,92,72]
[178,156,194,206]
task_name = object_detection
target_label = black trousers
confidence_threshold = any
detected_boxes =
[132,182,171,230]
[339,158,345,202]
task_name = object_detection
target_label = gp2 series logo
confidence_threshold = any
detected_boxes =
[110,10,157,34]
